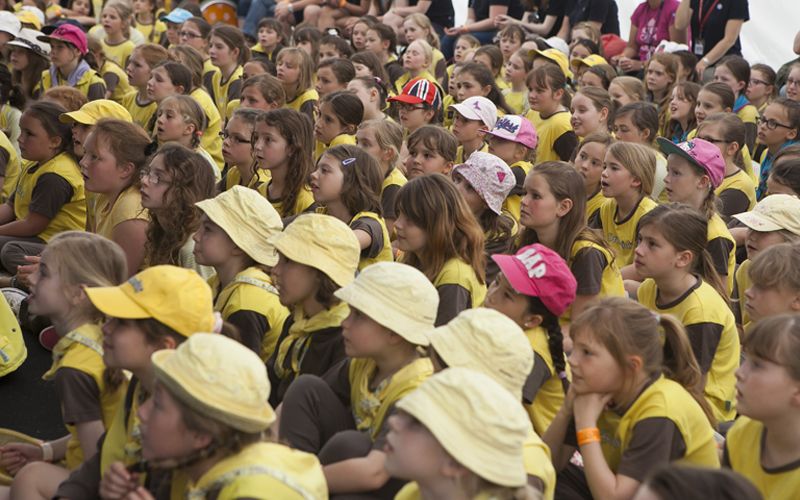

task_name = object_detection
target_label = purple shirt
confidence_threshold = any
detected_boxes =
[631,0,679,60]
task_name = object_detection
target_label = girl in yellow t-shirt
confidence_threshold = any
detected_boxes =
[714,55,759,152]
[313,91,360,161]
[121,43,168,132]
[132,0,165,44]
[87,37,131,103]
[394,174,486,326]
[253,108,317,218]
[503,48,533,115]
[613,103,669,201]
[0,232,127,499]
[394,39,437,94]
[277,47,318,124]
[573,132,613,224]
[527,65,579,162]
[220,108,270,194]
[239,74,286,112]
[99,1,136,69]
[208,25,248,117]
[176,17,219,96]
[316,58,355,100]
[81,120,150,274]
[545,297,719,499]
[153,95,219,180]
[311,145,391,271]
[634,204,739,423]
[724,314,800,499]
[402,14,446,83]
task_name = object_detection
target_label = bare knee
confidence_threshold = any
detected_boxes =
[10,462,67,500]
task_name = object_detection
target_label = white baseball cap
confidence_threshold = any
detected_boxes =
[449,96,497,130]
[0,11,20,38]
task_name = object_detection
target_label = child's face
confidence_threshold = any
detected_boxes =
[397,102,432,133]
[318,43,341,62]
[633,223,683,279]
[735,350,800,420]
[253,122,290,170]
[18,112,56,162]
[664,155,707,204]
[569,44,591,61]
[347,79,375,111]
[393,213,428,253]
[528,79,558,113]
[456,72,488,102]
[310,152,345,204]
[472,53,494,74]
[766,174,796,196]
[356,127,389,168]
[608,82,633,109]
[451,112,485,144]
[484,272,531,327]
[452,171,487,215]
[101,317,160,370]
[669,86,693,122]
[757,103,797,148]
[297,40,313,57]
[126,51,151,87]
[71,123,90,158]
[519,172,568,231]
[696,121,735,160]
[364,30,384,55]
[276,56,300,85]
[240,85,272,111]
[384,411,449,481]
[645,60,672,93]
[258,26,279,50]
[72,0,90,16]
[49,40,79,69]
[579,71,605,90]
[713,64,745,96]
[140,153,171,209]
[405,140,451,179]
[101,7,124,35]
[147,66,180,102]
[192,215,239,267]
[402,20,424,44]
[601,151,640,198]
[786,67,800,102]
[499,35,521,60]
[746,69,772,103]
[221,115,255,167]
[568,330,625,395]
[574,141,606,194]
[341,306,394,358]
[314,101,348,144]
[165,22,180,45]
[447,68,460,96]
[315,66,345,98]
[453,39,473,63]
[613,113,649,144]
[695,89,726,124]
[744,282,800,323]
[272,253,322,307]
[352,62,371,78]
[487,135,522,164]
[504,53,527,85]
[27,251,72,319]
[179,21,207,52]
[351,22,368,50]
[209,35,237,69]
[8,47,29,72]
[80,131,124,194]
[571,92,606,138]
[402,43,427,73]
[139,383,206,462]
[744,229,787,261]
[156,102,193,145]
[243,61,267,80]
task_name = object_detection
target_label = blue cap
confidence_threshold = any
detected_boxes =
[159,8,192,24]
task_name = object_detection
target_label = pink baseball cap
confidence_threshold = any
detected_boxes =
[657,137,725,189]
[452,151,515,215]
[492,244,577,317]
[483,115,538,150]
[38,23,87,55]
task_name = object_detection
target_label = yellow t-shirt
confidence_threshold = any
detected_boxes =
[394,70,438,94]
[433,258,487,308]
[211,65,244,117]
[285,88,319,123]
[598,196,658,266]
[222,166,271,196]
[99,60,132,103]
[637,278,739,422]
[133,19,167,44]
[715,168,757,215]
[121,91,157,132]
[314,133,356,161]
[0,293,24,377]
[524,326,567,437]
[503,89,529,115]
[0,129,20,202]
[586,189,607,222]
[733,258,751,332]
[266,182,315,218]
[190,87,224,171]
[91,185,148,241]
[455,142,488,164]
[101,39,136,69]
[534,109,574,163]
[502,160,533,223]
[707,212,736,293]
[737,104,759,125]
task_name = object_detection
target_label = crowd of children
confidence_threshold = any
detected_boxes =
[0,1,796,499]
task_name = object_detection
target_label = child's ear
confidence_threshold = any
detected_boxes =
[627,354,644,374]
[381,147,396,165]
[698,174,712,190]
[118,161,136,179]
[599,106,610,123]
[556,197,574,217]
[786,126,798,141]
[523,313,543,329]
[48,133,63,152]
[790,292,800,312]
[175,84,185,94]
[344,123,357,135]
[725,140,740,158]
[442,160,454,175]
[674,248,694,270]
[422,108,435,123]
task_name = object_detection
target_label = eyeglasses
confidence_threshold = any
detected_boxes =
[696,135,728,144]
[787,78,800,87]
[397,102,426,112]
[219,130,251,145]
[749,78,769,87]
[139,168,168,185]
[757,116,793,130]
[179,31,203,39]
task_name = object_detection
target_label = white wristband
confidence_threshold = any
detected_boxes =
[41,442,53,462]
[702,57,711,65]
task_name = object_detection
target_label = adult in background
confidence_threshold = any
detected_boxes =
[440,0,525,60]
[565,0,621,38]
[674,0,749,79]
[379,0,455,39]
[494,0,568,40]
[612,0,683,75]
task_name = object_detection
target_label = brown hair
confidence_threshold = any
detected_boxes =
[638,204,728,301]
[615,102,659,144]
[748,242,800,293]
[527,64,571,108]
[349,51,390,83]
[606,142,656,195]
[319,90,363,135]
[770,156,800,195]
[572,297,716,427]
[396,174,486,283]
[153,61,194,95]
[459,62,514,114]
[92,119,152,189]
[358,118,403,169]
[642,464,763,500]
[610,76,646,103]
[317,57,355,85]
[646,53,679,133]
[406,125,458,163]
[241,73,286,108]
[132,43,169,70]
[41,86,87,112]
[743,312,800,381]
[700,82,735,111]
[404,13,441,49]
[167,45,204,89]
[576,86,615,127]
[158,95,207,149]
[209,25,251,67]
[697,112,746,168]
[276,47,315,97]
[321,144,383,216]
[667,81,701,139]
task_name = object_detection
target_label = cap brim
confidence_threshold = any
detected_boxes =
[85,286,150,320]
[656,137,704,171]
[491,254,538,297]
[387,94,424,105]
[59,110,93,125]
[449,103,480,121]
[732,211,783,232]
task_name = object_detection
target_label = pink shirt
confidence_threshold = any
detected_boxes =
[631,0,679,60]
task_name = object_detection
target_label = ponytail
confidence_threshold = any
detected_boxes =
[527,296,569,393]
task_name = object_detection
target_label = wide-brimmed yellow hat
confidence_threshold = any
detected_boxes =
[85,265,215,337]
[529,48,573,79]
[396,368,529,487]
[428,308,532,399]
[334,262,438,345]
[59,99,132,125]
[268,213,360,287]
[196,186,283,266]
[152,333,275,433]
[571,53,608,70]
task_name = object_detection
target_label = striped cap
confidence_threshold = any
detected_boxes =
[388,77,442,109]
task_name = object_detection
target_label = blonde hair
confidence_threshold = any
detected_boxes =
[103,0,133,40]
[158,95,207,148]
[606,142,656,195]
[572,297,716,427]
[358,118,403,168]
[743,313,800,381]
[404,13,441,49]
[748,242,800,292]
[610,76,646,102]
[276,47,314,96]
[407,39,433,67]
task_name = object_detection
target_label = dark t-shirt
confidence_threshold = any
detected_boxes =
[568,0,621,35]
[411,0,455,28]
[689,0,749,57]
[470,0,525,22]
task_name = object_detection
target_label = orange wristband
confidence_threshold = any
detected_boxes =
[577,427,601,446]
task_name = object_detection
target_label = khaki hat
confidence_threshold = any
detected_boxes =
[59,99,133,125]
[733,194,800,236]
[152,333,275,433]
[428,308,533,399]
[196,186,283,266]
[396,367,529,487]
[334,262,438,345]
[268,213,360,287]
[85,265,216,338]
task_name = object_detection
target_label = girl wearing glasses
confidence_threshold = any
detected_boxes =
[746,63,776,116]
[220,108,270,194]
[755,98,800,199]
[177,17,219,97]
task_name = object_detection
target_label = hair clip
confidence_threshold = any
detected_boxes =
[373,76,383,85]
[342,157,356,166]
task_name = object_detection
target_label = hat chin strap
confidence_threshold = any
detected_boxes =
[136,439,223,472]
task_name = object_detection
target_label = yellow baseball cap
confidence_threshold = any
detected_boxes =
[15,11,41,30]
[268,213,360,287]
[428,308,532,399]
[733,194,800,236]
[396,368,529,488]
[571,53,609,71]
[152,333,275,433]
[85,265,216,337]
[196,186,283,267]
[529,48,573,79]
[59,99,133,125]
[334,262,438,345]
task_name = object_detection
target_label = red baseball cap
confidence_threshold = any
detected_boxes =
[388,77,442,110]
[492,244,577,317]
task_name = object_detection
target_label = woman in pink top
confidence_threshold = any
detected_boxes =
[612,0,682,74]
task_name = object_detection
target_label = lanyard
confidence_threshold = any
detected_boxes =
[697,0,722,35]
